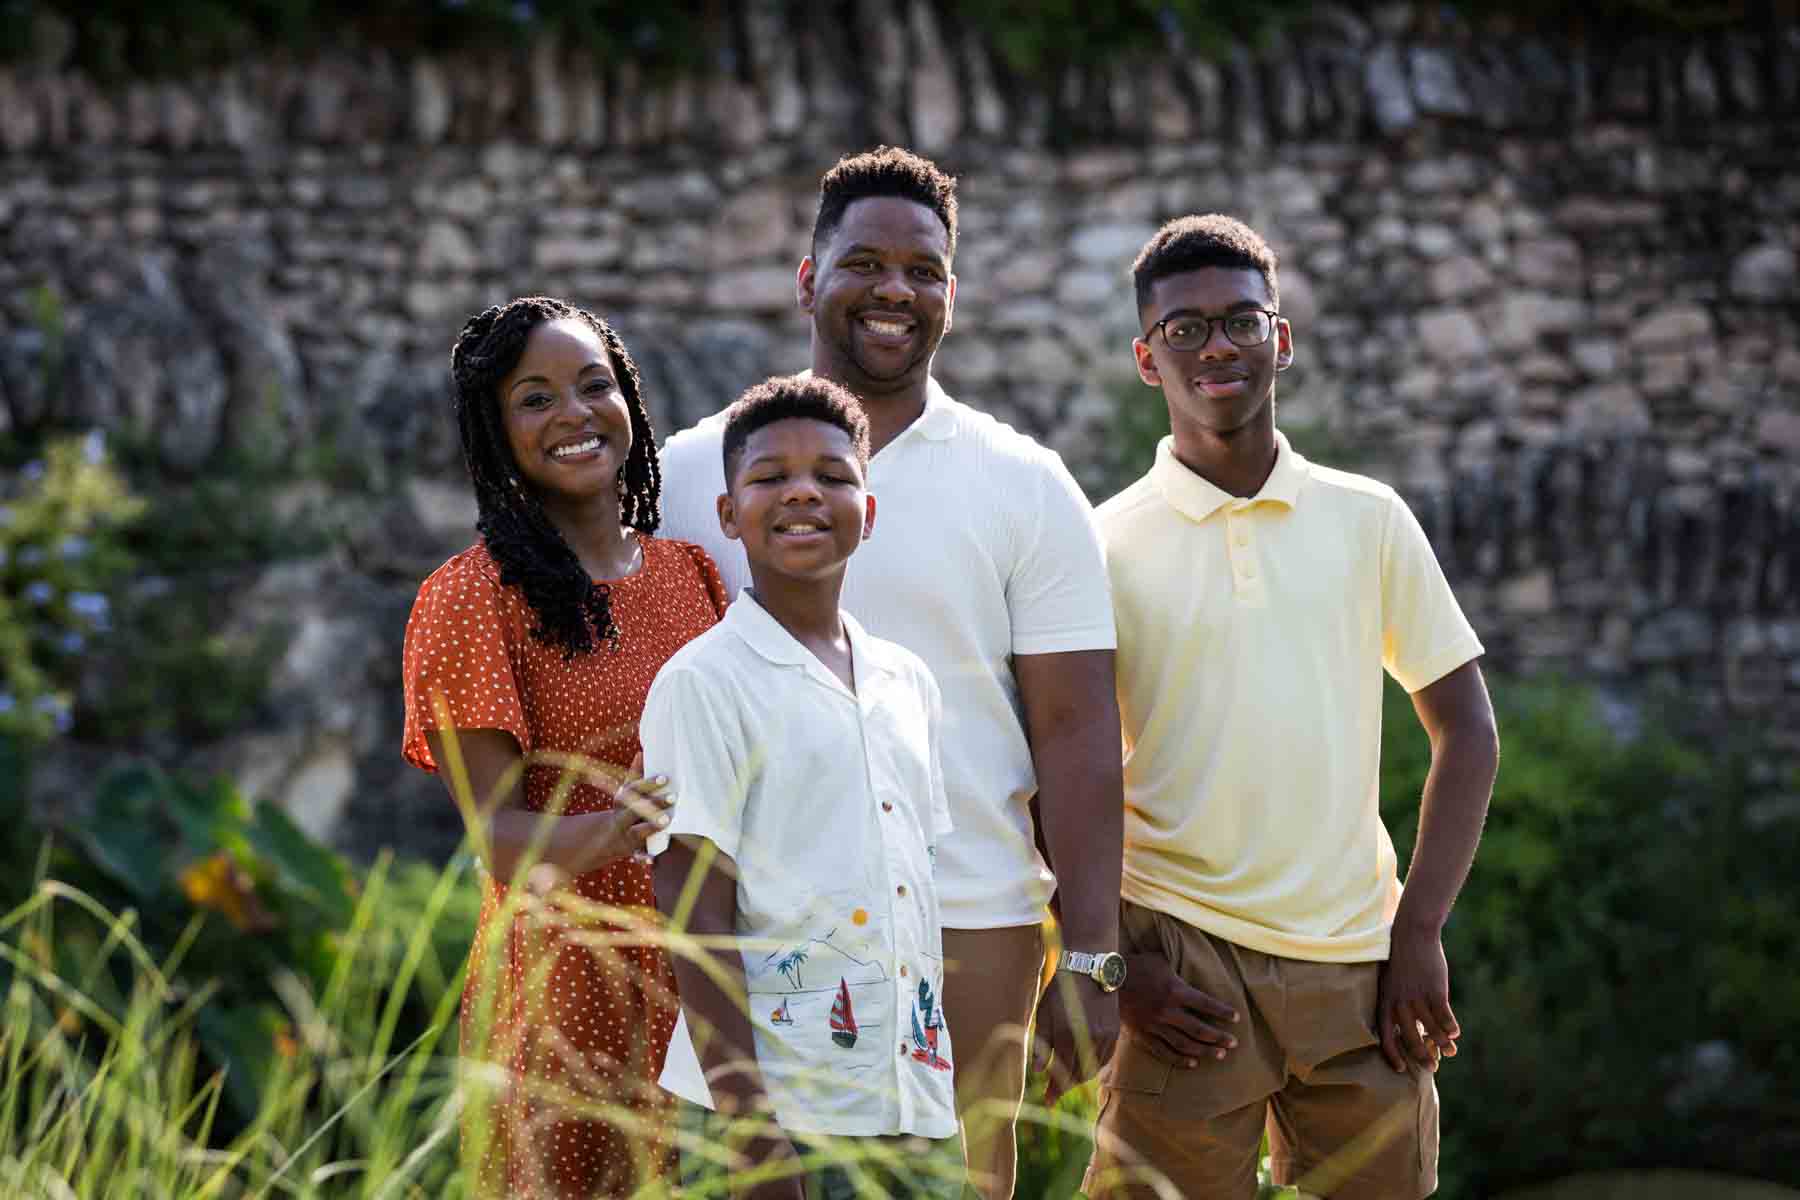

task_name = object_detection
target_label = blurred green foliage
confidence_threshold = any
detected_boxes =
[0,739,478,1137]
[1380,678,1800,1195]
[1009,678,1799,1198]
[0,433,141,744]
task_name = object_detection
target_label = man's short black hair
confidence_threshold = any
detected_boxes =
[811,146,959,260]
[1132,214,1280,322]
[721,374,873,486]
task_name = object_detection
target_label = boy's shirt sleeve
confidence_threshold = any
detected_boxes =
[1379,489,1486,693]
[1006,451,1118,655]
[641,663,754,861]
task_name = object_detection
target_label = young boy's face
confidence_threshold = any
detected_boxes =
[718,417,875,584]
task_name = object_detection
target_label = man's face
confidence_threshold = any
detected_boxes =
[799,196,955,396]
[1133,267,1293,440]
[719,417,875,585]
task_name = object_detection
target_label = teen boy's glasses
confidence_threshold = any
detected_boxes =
[1145,308,1280,352]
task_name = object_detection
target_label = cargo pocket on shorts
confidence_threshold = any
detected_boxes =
[1098,1030,1174,1095]
[1416,1063,1440,1185]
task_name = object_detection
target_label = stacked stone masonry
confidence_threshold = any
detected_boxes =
[2,2,1796,852]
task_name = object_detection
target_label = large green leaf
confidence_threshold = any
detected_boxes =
[246,800,355,929]
[75,764,176,902]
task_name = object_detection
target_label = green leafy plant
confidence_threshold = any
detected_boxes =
[0,432,142,745]
[1379,679,1800,1195]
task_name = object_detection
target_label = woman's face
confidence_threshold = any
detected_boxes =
[496,318,634,513]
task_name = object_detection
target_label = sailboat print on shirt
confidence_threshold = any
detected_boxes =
[909,977,952,1071]
[829,977,859,1048]
[770,998,795,1026]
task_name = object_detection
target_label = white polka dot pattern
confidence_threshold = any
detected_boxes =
[401,534,728,1198]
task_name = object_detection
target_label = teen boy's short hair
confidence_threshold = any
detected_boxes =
[721,374,873,484]
[1132,214,1280,321]
[812,146,959,260]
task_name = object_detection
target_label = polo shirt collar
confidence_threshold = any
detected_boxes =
[724,589,894,684]
[1151,429,1309,523]
[794,369,959,443]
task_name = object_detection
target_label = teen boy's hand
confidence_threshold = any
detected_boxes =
[1376,922,1458,1073]
[1117,952,1239,1066]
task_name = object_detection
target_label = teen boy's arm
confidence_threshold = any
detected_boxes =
[1375,492,1499,1075]
[655,840,804,1200]
[1379,660,1499,1073]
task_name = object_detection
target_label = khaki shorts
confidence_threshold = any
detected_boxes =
[1085,901,1439,1200]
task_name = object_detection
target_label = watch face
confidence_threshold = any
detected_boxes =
[1098,954,1126,990]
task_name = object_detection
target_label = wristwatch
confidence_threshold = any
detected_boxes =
[1057,949,1127,993]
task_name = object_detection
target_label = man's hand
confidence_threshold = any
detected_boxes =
[1031,974,1119,1105]
[1116,952,1238,1066]
[1376,923,1459,1072]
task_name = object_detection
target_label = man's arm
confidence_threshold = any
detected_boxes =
[654,836,803,1200]
[1379,659,1500,1072]
[1015,648,1123,1099]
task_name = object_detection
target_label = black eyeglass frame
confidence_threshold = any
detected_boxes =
[1143,307,1283,351]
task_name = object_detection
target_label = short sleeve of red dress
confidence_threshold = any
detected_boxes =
[401,548,533,773]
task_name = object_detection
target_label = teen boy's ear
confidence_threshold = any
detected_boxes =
[1132,336,1162,389]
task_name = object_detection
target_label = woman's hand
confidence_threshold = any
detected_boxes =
[527,752,673,892]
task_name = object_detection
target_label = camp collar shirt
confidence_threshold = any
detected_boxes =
[657,376,1117,928]
[642,591,958,1138]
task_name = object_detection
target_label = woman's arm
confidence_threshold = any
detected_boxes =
[425,727,671,883]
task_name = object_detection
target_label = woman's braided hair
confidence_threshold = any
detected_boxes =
[449,296,662,659]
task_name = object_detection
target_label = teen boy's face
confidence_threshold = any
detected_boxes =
[718,419,874,583]
[1133,267,1294,442]
[798,196,955,396]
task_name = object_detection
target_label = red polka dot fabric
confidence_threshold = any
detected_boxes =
[402,534,728,1198]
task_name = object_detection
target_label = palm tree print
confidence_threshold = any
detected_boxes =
[774,946,809,989]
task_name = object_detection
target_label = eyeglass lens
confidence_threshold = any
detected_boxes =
[1164,311,1274,350]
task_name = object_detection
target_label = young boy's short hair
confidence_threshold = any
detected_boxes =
[812,146,959,260]
[1132,214,1281,322]
[720,374,873,485]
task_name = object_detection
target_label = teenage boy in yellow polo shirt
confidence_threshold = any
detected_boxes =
[1085,215,1500,1200]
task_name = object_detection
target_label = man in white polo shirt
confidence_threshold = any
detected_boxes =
[1085,215,1500,1199]
[659,148,1123,1200]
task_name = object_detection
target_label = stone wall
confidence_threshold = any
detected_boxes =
[3,3,1797,855]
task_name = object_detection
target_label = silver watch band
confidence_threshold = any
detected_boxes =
[1060,950,1100,976]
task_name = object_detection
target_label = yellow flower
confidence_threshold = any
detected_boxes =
[177,851,275,933]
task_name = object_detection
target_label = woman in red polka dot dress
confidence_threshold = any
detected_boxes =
[402,297,727,1198]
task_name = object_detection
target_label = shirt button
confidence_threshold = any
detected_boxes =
[900,965,909,977]
[881,801,894,812]
[1235,531,1249,546]
[896,884,908,897]
[899,1042,907,1056]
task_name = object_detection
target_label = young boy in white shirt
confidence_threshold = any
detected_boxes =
[643,374,961,1199]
